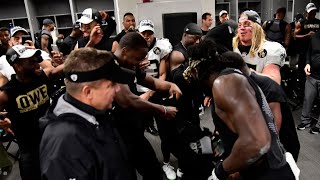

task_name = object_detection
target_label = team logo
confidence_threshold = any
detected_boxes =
[280,53,285,61]
[241,52,247,57]
[153,47,161,55]
[70,74,78,82]
[258,49,267,58]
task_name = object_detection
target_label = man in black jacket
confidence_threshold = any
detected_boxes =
[297,30,320,134]
[40,48,135,180]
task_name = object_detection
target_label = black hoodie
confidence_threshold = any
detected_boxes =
[39,94,134,180]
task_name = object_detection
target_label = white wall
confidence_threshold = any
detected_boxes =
[114,0,215,36]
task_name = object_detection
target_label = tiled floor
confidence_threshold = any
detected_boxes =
[2,107,320,180]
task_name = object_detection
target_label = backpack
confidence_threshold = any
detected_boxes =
[265,19,287,45]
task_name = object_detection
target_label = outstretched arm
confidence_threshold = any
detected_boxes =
[115,84,177,119]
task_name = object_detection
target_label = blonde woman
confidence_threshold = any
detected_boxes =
[233,10,286,85]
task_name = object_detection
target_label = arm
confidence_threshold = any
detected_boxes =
[39,60,54,69]
[141,54,170,100]
[111,41,119,53]
[284,23,291,49]
[140,74,182,100]
[41,35,50,53]
[213,74,271,174]
[115,84,177,119]
[261,64,281,85]
[169,51,185,71]
[262,21,267,31]
[268,102,282,133]
[294,21,315,40]
[0,73,8,86]
[85,25,103,48]
[0,90,9,129]
[305,40,312,76]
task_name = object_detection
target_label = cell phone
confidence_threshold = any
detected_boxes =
[21,35,32,46]
[51,44,60,53]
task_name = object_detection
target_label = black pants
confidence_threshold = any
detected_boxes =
[19,148,41,180]
[117,126,162,180]
[158,121,214,180]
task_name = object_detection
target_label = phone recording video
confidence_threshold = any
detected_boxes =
[21,35,32,46]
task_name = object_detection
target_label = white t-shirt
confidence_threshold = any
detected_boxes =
[0,55,15,80]
[137,38,172,93]
[0,50,52,80]
[234,41,286,73]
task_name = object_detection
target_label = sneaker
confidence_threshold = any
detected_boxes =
[162,163,176,180]
[176,168,183,178]
[310,127,320,134]
[297,123,311,130]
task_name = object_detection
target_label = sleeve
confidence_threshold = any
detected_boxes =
[102,17,117,39]
[265,41,286,67]
[40,129,94,180]
[59,41,71,56]
[0,56,15,80]
[306,37,312,65]
[135,68,147,83]
[41,157,93,180]
[157,38,173,59]
[40,50,52,61]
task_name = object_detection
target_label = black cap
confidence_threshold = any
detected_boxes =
[43,18,55,25]
[184,23,202,36]
[240,10,262,25]
[65,57,132,84]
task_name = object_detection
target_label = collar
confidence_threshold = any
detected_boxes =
[180,41,187,50]
[64,93,107,120]
[148,38,157,51]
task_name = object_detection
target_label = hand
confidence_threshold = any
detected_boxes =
[100,10,109,20]
[228,172,240,180]
[204,96,212,107]
[0,118,11,129]
[88,25,104,46]
[168,83,182,100]
[127,25,135,32]
[139,59,150,70]
[51,51,64,67]
[163,106,178,120]
[308,31,315,37]
[304,64,311,76]
[140,92,151,101]
[24,40,35,49]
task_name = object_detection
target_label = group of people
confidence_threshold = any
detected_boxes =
[0,2,319,180]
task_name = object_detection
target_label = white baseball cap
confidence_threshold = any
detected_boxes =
[6,45,41,65]
[306,3,317,13]
[138,19,154,33]
[10,26,28,37]
[77,8,102,24]
[219,10,228,17]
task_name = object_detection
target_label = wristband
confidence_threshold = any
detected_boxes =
[214,161,229,180]
[162,105,167,115]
